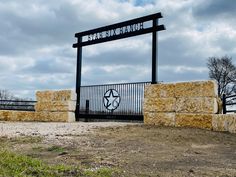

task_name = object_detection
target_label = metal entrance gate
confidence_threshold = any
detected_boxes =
[78,82,150,121]
[73,13,165,121]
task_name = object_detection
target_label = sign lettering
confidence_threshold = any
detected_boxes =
[87,22,144,42]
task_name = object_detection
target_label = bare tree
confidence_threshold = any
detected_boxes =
[0,90,15,100]
[207,56,236,97]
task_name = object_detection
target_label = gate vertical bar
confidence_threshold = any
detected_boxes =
[76,37,82,121]
[152,18,157,84]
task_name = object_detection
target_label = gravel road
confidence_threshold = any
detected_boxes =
[0,121,134,138]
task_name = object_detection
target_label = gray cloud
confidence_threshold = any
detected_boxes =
[23,58,73,74]
[0,0,236,98]
[81,65,151,85]
[83,39,151,66]
[193,0,236,19]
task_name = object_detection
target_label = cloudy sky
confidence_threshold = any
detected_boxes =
[0,0,236,99]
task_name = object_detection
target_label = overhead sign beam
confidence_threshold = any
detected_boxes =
[73,12,165,47]
[73,25,165,47]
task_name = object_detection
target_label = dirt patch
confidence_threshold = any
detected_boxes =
[74,125,236,176]
[1,123,236,176]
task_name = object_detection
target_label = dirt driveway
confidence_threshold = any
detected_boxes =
[0,122,236,176]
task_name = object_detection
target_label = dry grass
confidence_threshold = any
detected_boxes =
[1,125,236,176]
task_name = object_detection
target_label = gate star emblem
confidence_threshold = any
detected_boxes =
[103,89,121,111]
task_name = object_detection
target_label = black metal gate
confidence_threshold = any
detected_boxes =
[73,12,165,121]
[78,82,150,121]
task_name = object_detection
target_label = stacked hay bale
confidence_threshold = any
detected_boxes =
[212,114,236,133]
[174,81,218,130]
[0,111,35,121]
[144,81,220,130]
[35,90,76,122]
[143,83,176,127]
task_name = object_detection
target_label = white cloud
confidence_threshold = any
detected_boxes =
[160,65,208,74]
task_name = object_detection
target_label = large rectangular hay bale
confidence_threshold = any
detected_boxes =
[175,81,218,97]
[0,110,36,121]
[212,114,236,133]
[35,112,75,122]
[35,101,76,112]
[145,83,175,98]
[175,113,213,130]
[144,112,175,126]
[36,90,76,102]
[143,98,176,112]
[176,97,218,114]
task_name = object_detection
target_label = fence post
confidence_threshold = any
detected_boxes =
[85,99,89,122]
[85,100,89,114]
[222,93,226,114]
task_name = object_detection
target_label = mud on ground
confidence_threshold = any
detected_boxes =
[1,123,236,177]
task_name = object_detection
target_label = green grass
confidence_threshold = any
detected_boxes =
[47,145,66,153]
[0,136,42,147]
[0,149,120,177]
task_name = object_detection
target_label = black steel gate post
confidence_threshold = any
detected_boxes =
[76,37,82,121]
[152,18,158,84]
